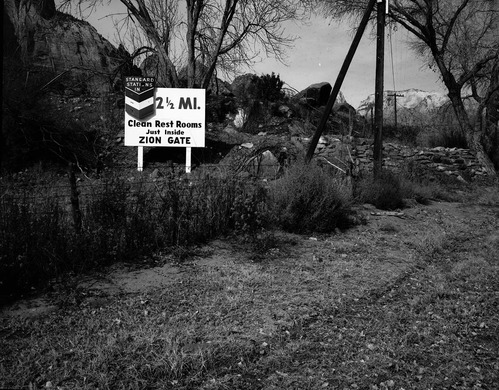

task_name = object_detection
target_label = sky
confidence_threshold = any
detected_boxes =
[252,18,447,107]
[70,1,447,108]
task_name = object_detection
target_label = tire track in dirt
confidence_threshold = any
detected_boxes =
[254,200,499,390]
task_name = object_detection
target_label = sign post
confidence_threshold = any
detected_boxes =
[124,78,205,173]
[138,146,144,172]
[186,147,192,173]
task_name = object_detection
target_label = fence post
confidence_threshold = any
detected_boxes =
[68,163,82,233]
[373,0,386,179]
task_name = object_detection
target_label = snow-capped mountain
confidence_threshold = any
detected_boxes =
[357,88,449,118]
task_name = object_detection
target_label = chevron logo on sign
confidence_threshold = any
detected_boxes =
[125,77,156,120]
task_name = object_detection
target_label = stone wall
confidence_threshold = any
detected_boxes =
[315,136,489,181]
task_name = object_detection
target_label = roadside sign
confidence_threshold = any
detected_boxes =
[124,79,206,172]
[125,87,206,148]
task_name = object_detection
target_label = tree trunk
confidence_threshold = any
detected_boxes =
[373,0,385,178]
[434,49,498,177]
[186,0,203,88]
[201,60,217,90]
[485,65,499,169]
[448,92,498,176]
[156,45,179,87]
[186,22,196,88]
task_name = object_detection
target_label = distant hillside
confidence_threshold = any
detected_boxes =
[357,89,449,124]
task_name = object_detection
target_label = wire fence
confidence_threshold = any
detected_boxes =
[0,165,274,297]
[0,165,276,219]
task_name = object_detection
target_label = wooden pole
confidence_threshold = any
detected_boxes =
[186,147,192,173]
[137,146,143,172]
[349,109,353,137]
[68,163,82,233]
[373,0,386,178]
[371,106,374,136]
[305,0,377,162]
[393,93,398,129]
[387,92,404,130]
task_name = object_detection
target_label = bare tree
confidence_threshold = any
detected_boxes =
[317,0,499,175]
[64,0,304,90]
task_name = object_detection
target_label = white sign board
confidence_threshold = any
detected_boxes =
[125,88,206,147]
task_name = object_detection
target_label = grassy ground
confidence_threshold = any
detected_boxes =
[1,186,498,390]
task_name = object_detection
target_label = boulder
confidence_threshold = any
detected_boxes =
[242,149,281,179]
[223,124,239,136]
[278,105,292,118]
[294,82,345,107]
[234,108,248,128]
[256,150,280,178]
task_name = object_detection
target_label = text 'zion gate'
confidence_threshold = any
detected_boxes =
[138,137,191,145]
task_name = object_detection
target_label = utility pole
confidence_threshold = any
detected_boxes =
[387,91,404,130]
[370,106,374,136]
[373,0,386,178]
[305,0,377,162]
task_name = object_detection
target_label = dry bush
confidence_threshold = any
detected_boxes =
[268,162,355,233]
[355,170,405,210]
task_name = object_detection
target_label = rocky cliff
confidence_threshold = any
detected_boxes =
[3,0,126,94]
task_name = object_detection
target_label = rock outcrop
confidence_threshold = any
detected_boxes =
[4,0,124,94]
[294,82,346,107]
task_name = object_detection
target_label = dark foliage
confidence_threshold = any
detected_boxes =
[257,72,285,102]
[1,60,100,172]
[383,124,421,146]
[427,129,468,149]
[355,170,405,210]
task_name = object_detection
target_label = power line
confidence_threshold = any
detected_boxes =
[389,26,397,93]
[387,27,404,130]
